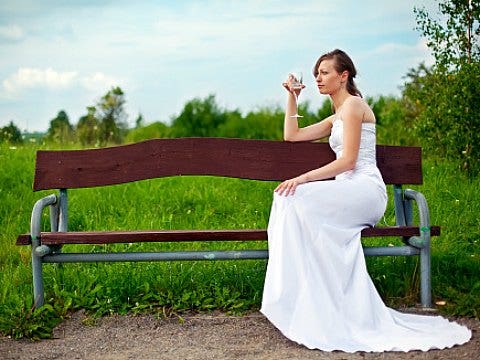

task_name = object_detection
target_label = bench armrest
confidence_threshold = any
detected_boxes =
[403,189,431,249]
[30,194,58,241]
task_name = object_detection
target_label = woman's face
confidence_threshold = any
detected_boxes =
[315,59,345,95]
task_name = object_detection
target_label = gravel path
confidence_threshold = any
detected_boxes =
[1,310,478,359]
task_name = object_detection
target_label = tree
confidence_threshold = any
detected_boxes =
[367,95,415,146]
[316,99,333,121]
[0,121,23,144]
[46,110,74,144]
[409,0,480,174]
[76,106,100,147]
[126,121,171,142]
[97,86,128,145]
[170,94,229,137]
[415,0,479,68]
[134,113,145,129]
[408,62,480,172]
[218,106,283,140]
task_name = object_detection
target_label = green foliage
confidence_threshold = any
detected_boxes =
[168,95,324,140]
[97,86,128,145]
[217,105,284,140]
[415,0,479,68]
[134,113,145,128]
[403,61,480,174]
[170,94,234,137]
[400,63,431,124]
[57,261,265,317]
[6,88,420,148]
[121,94,417,145]
[368,95,418,146]
[125,121,171,143]
[408,0,480,176]
[0,121,23,144]
[45,110,74,144]
[316,98,333,120]
[76,106,100,147]
[0,296,69,340]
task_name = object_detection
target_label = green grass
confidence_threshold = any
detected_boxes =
[0,144,479,339]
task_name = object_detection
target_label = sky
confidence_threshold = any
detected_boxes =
[0,0,438,133]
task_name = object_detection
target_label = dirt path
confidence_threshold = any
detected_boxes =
[1,310,478,360]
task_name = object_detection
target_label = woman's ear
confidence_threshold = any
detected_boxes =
[341,70,349,83]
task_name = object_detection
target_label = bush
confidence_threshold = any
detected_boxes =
[125,121,172,143]
[409,62,480,175]
[0,121,23,144]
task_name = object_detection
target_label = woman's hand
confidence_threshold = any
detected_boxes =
[282,73,305,97]
[275,175,308,196]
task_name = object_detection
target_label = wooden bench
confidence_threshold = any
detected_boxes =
[16,137,440,308]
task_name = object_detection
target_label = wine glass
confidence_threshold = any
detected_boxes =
[289,72,304,118]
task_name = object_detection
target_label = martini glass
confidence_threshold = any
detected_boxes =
[289,72,303,118]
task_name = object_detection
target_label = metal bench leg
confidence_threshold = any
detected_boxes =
[420,241,431,308]
[30,194,58,308]
[404,189,433,308]
[32,236,45,307]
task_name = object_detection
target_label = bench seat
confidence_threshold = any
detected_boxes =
[17,226,440,246]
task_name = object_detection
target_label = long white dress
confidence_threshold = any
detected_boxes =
[260,118,472,352]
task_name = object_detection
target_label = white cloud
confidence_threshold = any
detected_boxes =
[0,24,24,41]
[367,38,435,68]
[80,72,123,93]
[1,67,124,98]
[2,67,77,95]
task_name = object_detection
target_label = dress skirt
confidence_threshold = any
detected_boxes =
[260,174,471,352]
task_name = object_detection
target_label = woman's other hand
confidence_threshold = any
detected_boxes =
[274,175,307,196]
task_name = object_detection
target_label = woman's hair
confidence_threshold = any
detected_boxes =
[313,49,362,97]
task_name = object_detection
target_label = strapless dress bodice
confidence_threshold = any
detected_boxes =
[329,119,381,181]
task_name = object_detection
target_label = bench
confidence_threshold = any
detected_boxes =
[16,137,440,309]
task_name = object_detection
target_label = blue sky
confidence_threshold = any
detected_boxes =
[0,0,437,132]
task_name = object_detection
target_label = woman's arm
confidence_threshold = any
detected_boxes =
[275,97,364,196]
[284,99,334,142]
[283,77,333,142]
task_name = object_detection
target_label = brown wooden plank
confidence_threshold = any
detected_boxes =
[16,226,440,246]
[362,226,440,237]
[16,234,31,245]
[33,138,422,190]
[376,145,422,184]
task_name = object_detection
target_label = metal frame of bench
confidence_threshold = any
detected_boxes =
[16,138,439,309]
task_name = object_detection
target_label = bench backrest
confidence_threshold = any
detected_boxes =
[33,137,422,191]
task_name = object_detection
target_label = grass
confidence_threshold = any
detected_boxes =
[0,143,479,339]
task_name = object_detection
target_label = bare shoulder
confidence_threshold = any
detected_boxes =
[342,96,375,123]
[343,96,368,110]
[341,96,365,120]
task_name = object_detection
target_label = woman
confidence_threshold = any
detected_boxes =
[260,49,471,352]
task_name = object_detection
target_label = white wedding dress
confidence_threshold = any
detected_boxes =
[261,118,471,352]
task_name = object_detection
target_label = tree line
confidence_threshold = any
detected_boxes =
[0,90,409,146]
[2,0,479,175]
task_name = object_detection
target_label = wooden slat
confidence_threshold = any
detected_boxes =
[33,138,422,191]
[16,226,440,246]
[16,234,31,245]
[362,226,440,237]
[376,145,422,185]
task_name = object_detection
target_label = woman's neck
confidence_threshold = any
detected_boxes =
[330,90,351,113]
